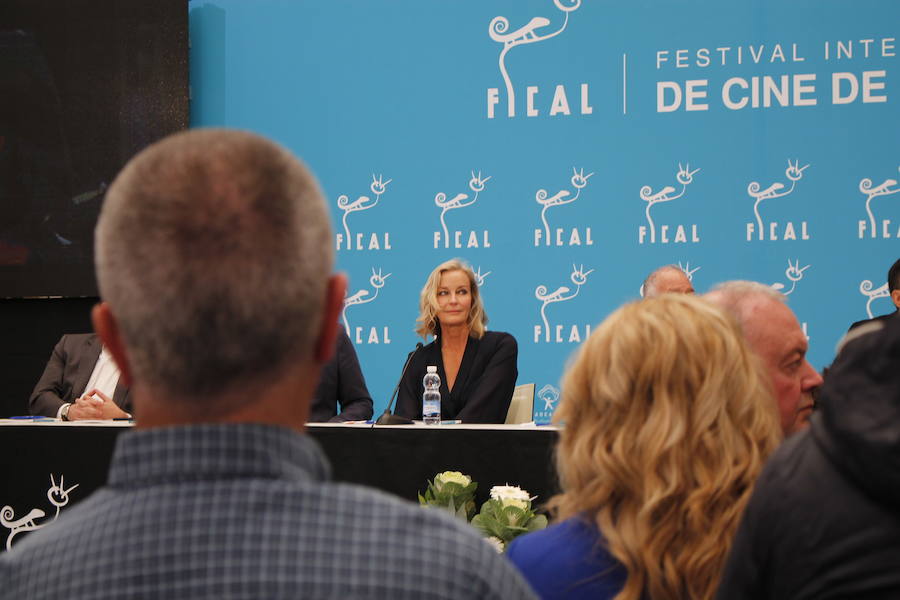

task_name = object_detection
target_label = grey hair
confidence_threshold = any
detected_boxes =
[95,128,333,404]
[642,264,683,298]
[705,280,786,331]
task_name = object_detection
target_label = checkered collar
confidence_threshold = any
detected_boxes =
[107,423,331,487]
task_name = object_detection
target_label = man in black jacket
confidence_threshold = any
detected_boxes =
[310,328,373,422]
[716,313,900,599]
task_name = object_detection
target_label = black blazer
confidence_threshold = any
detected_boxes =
[29,334,131,417]
[310,328,374,422]
[395,330,518,424]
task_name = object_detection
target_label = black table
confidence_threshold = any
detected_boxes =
[1,422,560,550]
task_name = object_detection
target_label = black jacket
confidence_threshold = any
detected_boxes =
[395,331,518,424]
[310,328,373,422]
[716,312,900,600]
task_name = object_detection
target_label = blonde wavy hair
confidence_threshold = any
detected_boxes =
[415,259,487,339]
[549,294,781,600]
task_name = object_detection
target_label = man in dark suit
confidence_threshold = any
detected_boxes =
[310,328,373,422]
[29,333,131,419]
[849,257,900,331]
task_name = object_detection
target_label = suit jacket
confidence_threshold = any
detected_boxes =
[28,334,131,417]
[395,330,518,424]
[310,328,373,422]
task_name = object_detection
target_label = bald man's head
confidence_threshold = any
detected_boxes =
[643,266,694,298]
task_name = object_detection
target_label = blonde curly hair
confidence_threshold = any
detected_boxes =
[415,259,487,339]
[549,294,781,600]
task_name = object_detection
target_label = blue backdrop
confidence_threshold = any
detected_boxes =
[188,0,899,421]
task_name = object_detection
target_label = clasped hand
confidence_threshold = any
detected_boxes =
[67,389,129,420]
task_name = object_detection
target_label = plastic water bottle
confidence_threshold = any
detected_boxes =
[422,366,441,425]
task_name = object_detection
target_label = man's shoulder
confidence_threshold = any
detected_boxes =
[59,333,97,348]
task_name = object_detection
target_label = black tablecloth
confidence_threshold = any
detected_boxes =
[1,424,560,545]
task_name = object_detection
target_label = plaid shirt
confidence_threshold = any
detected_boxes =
[1,423,536,599]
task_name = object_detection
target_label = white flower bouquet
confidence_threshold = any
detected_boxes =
[470,485,548,551]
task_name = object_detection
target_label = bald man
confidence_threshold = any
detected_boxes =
[706,281,823,435]
[642,265,694,298]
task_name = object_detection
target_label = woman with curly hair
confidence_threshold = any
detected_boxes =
[507,294,781,600]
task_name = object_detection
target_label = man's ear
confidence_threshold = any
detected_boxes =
[92,302,133,386]
[314,273,347,364]
[892,288,900,310]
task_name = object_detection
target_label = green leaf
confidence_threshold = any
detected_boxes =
[527,514,548,532]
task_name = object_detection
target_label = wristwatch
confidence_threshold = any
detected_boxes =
[60,403,72,421]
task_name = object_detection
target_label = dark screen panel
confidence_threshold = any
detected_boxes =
[0,0,188,297]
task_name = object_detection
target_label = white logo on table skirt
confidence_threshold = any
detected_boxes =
[2,474,78,550]
[639,261,700,298]
[860,279,891,319]
[858,167,900,238]
[535,167,594,247]
[534,264,593,343]
[343,267,392,344]
[433,171,492,249]
[771,259,810,296]
[638,163,700,244]
[487,0,591,119]
[336,174,392,251]
[534,384,560,423]
[746,159,810,241]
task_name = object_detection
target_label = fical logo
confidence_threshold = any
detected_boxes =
[860,278,891,318]
[474,266,491,287]
[336,174,392,251]
[746,159,810,241]
[2,474,78,550]
[433,170,492,249]
[638,163,700,244]
[771,258,810,296]
[487,0,591,119]
[535,167,594,246]
[534,264,593,343]
[858,167,900,239]
[343,267,392,344]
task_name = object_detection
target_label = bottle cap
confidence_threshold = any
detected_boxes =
[426,365,437,373]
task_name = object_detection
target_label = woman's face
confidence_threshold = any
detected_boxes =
[435,269,472,329]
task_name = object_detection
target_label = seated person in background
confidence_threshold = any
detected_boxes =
[849,257,900,330]
[641,264,694,297]
[309,327,373,422]
[507,295,782,600]
[29,333,131,420]
[395,258,517,423]
[716,313,900,599]
[706,280,823,436]
[0,129,535,599]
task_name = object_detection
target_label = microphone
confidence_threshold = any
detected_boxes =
[374,342,423,425]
